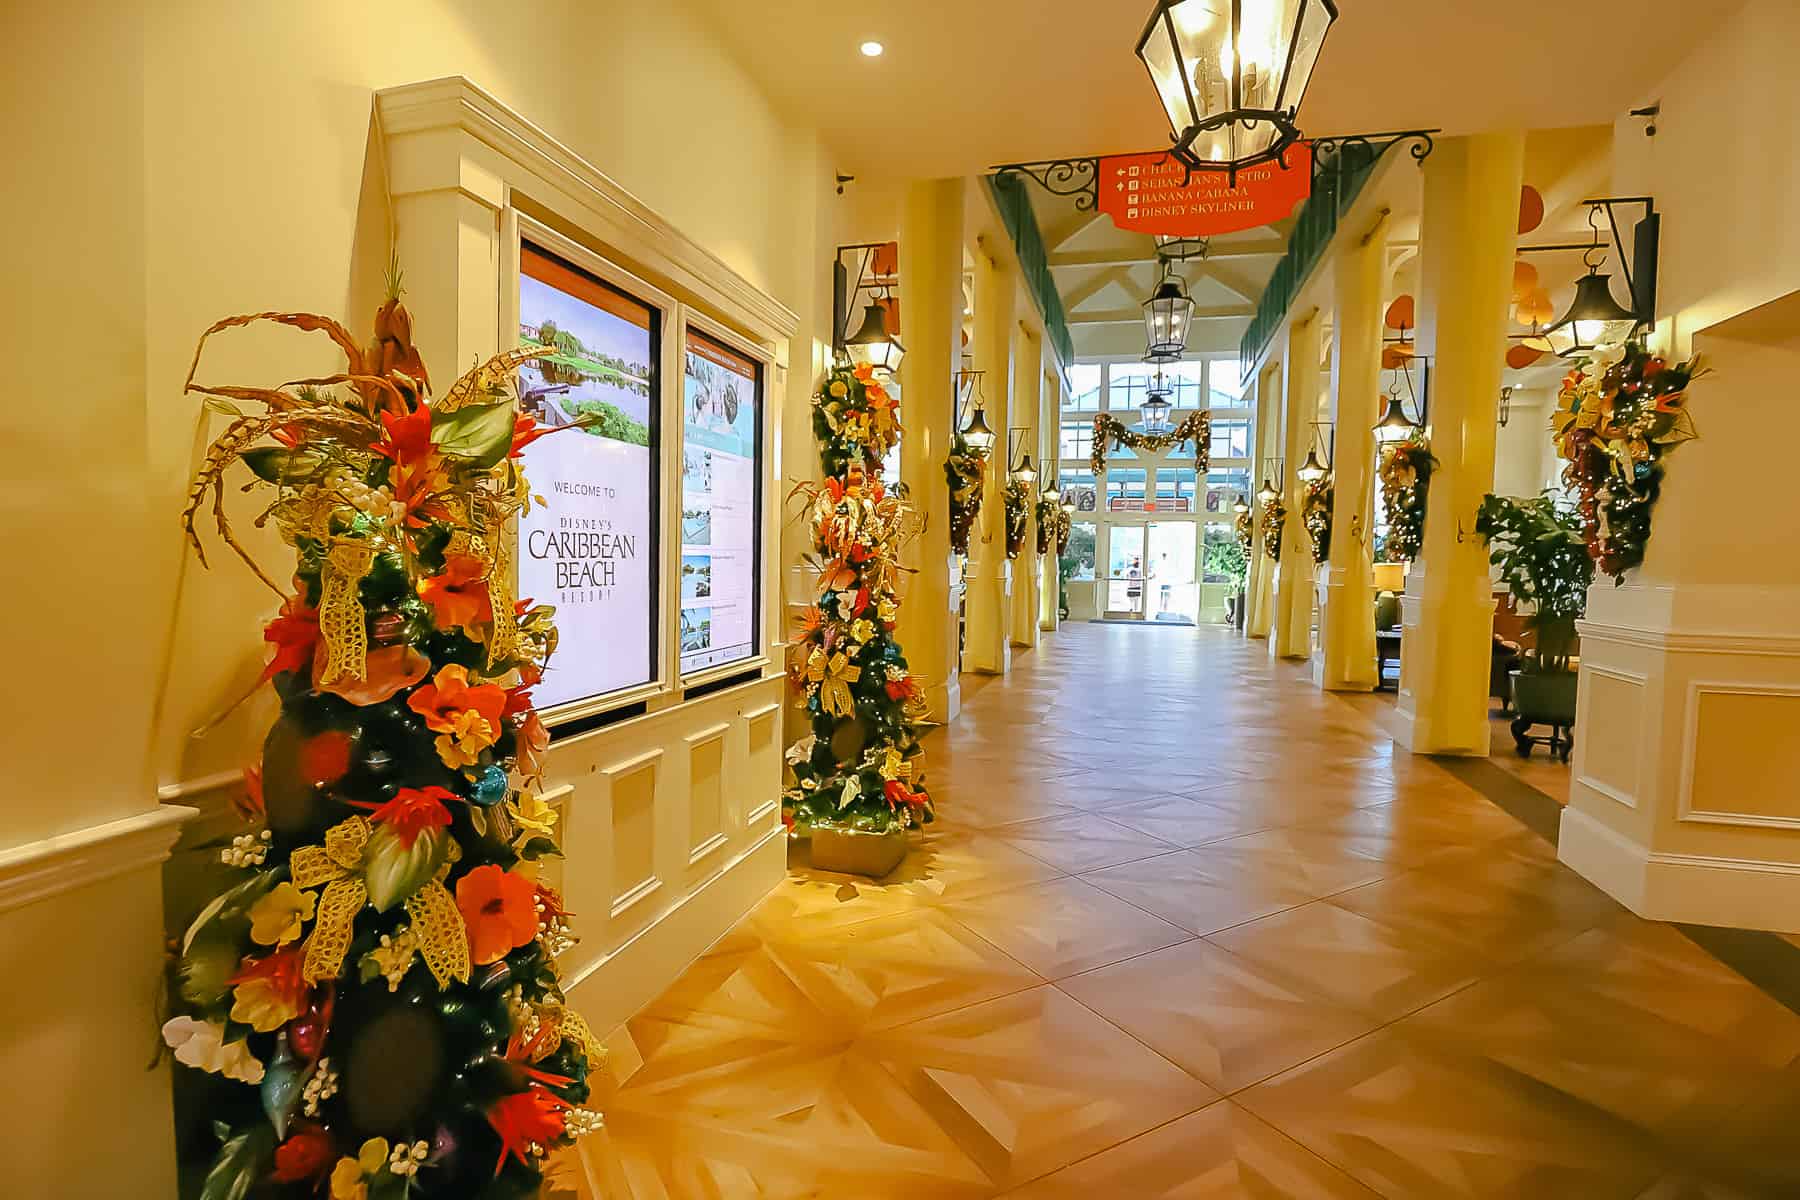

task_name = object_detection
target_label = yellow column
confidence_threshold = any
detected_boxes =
[1010,324,1042,650]
[1273,313,1320,659]
[1314,212,1386,690]
[964,239,1014,674]
[1393,132,1523,754]
[1041,367,1064,633]
[896,177,965,723]
[1245,362,1279,639]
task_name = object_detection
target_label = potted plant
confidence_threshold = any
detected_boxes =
[1474,492,1593,760]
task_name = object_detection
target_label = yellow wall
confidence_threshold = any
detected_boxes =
[133,0,839,794]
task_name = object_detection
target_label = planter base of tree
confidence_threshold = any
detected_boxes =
[809,824,909,878]
[1510,669,1578,762]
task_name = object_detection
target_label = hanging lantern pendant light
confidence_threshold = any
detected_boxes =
[843,292,906,375]
[1143,262,1195,361]
[1136,0,1340,183]
[1547,207,1640,357]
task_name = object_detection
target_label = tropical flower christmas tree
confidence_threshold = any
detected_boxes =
[166,280,602,1199]
[784,363,932,842]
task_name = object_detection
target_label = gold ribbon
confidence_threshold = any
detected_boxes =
[805,648,861,718]
[530,1004,605,1070]
[318,541,374,684]
[445,498,517,670]
[292,817,371,983]
[404,859,472,988]
[291,816,471,987]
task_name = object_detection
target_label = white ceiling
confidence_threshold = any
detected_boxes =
[691,0,1738,178]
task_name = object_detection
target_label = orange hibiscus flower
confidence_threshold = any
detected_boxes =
[407,664,508,768]
[419,554,494,632]
[455,865,540,966]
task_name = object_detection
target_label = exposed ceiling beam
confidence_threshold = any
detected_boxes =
[1044,211,1110,253]
[1067,305,1250,326]
[1060,265,1136,312]
[1049,239,1286,269]
[1194,263,1260,305]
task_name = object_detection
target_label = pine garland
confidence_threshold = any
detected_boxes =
[1552,342,1700,582]
[942,431,987,555]
[1378,437,1437,561]
[1302,478,1334,564]
[1003,477,1031,559]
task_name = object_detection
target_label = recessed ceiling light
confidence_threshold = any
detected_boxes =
[860,40,884,57]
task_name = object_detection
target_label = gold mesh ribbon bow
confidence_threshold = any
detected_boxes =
[444,498,518,670]
[292,816,372,983]
[318,541,375,684]
[291,816,471,987]
[805,648,861,718]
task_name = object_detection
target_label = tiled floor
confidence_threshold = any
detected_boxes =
[573,624,1800,1199]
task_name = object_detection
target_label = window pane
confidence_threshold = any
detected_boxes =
[1067,363,1103,412]
[1059,419,1094,460]
[1209,358,1243,408]
[1205,468,1251,514]
[1211,418,1250,460]
[1063,522,1097,579]
[1202,522,1247,583]
[1105,467,1147,508]
[1108,362,1153,414]
[1164,362,1205,411]
[1059,468,1098,512]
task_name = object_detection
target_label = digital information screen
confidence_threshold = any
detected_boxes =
[515,242,659,712]
[678,329,761,674]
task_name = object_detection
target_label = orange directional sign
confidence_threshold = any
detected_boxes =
[1097,145,1313,237]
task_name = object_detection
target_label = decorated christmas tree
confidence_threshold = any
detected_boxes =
[165,284,601,1199]
[783,364,932,844]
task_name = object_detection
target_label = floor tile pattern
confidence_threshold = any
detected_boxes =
[580,625,1800,1198]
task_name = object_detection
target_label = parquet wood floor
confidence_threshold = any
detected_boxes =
[567,624,1800,1199]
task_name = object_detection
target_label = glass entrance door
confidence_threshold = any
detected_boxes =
[1104,524,1146,618]
[1146,522,1199,623]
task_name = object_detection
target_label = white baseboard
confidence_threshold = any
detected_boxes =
[565,826,785,1032]
[1559,805,1800,933]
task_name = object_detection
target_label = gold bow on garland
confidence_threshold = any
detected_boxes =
[291,816,471,987]
[1090,412,1212,477]
[805,646,862,718]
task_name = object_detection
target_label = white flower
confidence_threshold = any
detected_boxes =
[162,1016,265,1085]
[838,777,861,810]
[784,735,817,767]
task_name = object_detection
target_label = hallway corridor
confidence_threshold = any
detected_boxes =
[583,625,1800,1198]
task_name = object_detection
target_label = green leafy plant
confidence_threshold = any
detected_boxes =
[1475,492,1593,674]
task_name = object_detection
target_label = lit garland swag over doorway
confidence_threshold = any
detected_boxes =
[1089,411,1213,478]
[785,364,933,864]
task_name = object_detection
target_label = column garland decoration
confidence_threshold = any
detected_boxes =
[1003,477,1032,559]
[1260,496,1286,562]
[1054,506,1072,556]
[1377,437,1437,561]
[1034,494,1061,555]
[943,431,988,555]
[1552,342,1701,583]
[1302,478,1334,564]
[785,364,933,834]
[167,286,603,1200]
[1234,505,1254,558]
[1088,411,1213,476]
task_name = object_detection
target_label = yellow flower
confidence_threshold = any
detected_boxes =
[880,747,905,781]
[849,619,876,645]
[357,1139,390,1174]
[434,708,496,768]
[511,790,559,839]
[829,381,848,398]
[247,882,317,947]
[329,1157,367,1200]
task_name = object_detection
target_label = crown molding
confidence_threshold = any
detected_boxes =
[375,76,800,341]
